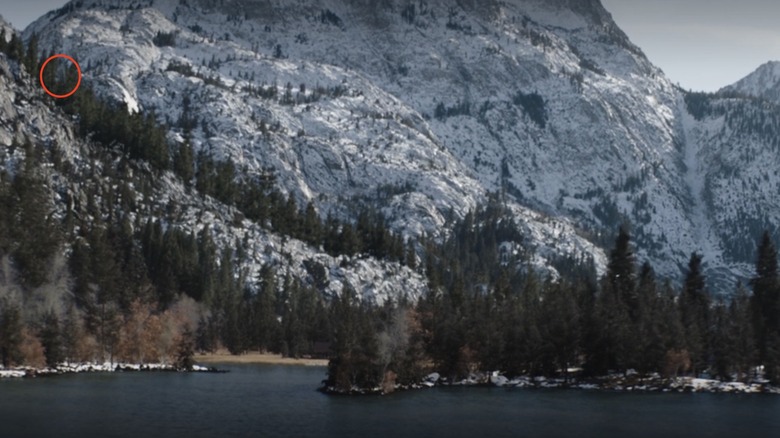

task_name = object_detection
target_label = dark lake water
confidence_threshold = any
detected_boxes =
[2,364,780,438]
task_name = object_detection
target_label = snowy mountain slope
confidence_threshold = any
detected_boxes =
[681,90,780,281]
[23,0,610,283]
[0,15,13,39]
[721,61,780,103]
[0,49,427,305]
[19,0,780,292]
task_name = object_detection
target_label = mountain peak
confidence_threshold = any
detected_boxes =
[721,60,780,103]
[0,14,15,37]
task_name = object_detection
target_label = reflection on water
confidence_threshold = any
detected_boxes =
[1,365,779,438]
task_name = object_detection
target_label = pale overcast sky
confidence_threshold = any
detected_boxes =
[603,0,780,91]
[2,0,779,91]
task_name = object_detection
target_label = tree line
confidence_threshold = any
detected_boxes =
[3,33,780,396]
[0,39,401,369]
[325,223,780,392]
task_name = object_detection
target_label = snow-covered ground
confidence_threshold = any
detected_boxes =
[10,0,780,294]
[0,362,214,378]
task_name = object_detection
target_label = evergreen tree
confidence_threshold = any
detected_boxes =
[0,29,7,54]
[679,252,711,376]
[751,231,780,381]
[587,228,636,374]
[253,265,279,351]
[730,283,757,381]
[0,297,22,367]
[539,281,581,381]
[607,226,637,319]
[711,302,735,381]
[634,263,666,374]
[61,303,86,364]
[40,310,63,368]
[24,33,39,76]
[6,33,23,61]
[589,276,633,374]
[173,139,195,186]
[11,144,61,289]
[326,285,380,391]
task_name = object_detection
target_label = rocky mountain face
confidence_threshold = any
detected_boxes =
[723,61,780,103]
[11,0,780,294]
[0,40,426,308]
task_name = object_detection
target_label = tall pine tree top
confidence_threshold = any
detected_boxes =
[754,231,778,285]
[607,227,636,310]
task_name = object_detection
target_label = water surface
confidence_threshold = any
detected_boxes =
[1,365,778,437]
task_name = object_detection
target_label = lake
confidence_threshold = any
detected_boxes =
[1,364,779,437]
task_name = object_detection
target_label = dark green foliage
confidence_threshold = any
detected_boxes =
[40,310,63,368]
[8,143,61,289]
[251,265,281,352]
[513,91,547,128]
[0,29,7,54]
[679,253,711,375]
[401,4,416,24]
[0,298,22,367]
[320,9,343,28]
[325,286,380,391]
[684,92,715,121]
[61,304,85,364]
[433,100,471,120]
[3,33,24,61]
[751,231,780,382]
[608,227,637,317]
[152,31,176,47]
[23,33,39,76]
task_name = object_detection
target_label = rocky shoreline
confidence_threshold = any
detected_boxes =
[320,371,780,396]
[0,362,227,378]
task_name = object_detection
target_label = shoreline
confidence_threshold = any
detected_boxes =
[194,352,329,367]
[321,372,780,396]
[0,362,223,379]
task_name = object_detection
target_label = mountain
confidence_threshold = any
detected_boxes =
[0,37,425,309]
[13,0,780,295]
[721,61,780,103]
[0,15,12,37]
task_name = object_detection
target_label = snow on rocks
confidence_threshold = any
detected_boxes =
[0,362,223,378]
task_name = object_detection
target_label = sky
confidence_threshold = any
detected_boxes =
[2,0,779,91]
[602,0,780,91]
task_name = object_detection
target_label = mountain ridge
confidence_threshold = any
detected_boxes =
[12,0,780,295]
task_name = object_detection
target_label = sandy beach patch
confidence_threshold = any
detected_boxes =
[195,351,328,367]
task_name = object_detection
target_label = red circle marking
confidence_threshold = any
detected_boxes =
[39,54,82,99]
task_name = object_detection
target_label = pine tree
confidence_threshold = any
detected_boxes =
[303,202,321,244]
[607,226,637,320]
[539,281,581,381]
[11,144,61,289]
[731,283,757,382]
[253,265,279,351]
[679,253,711,376]
[711,301,736,381]
[6,33,23,61]
[635,263,666,374]
[24,33,39,76]
[0,29,7,54]
[196,227,218,304]
[40,310,63,368]
[751,231,780,380]
[0,297,22,367]
[587,228,636,374]
[326,285,380,390]
[173,139,195,186]
[61,303,86,363]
